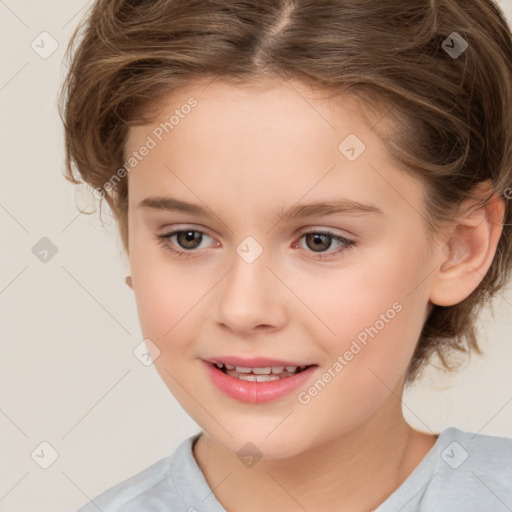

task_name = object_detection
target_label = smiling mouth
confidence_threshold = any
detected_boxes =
[212,362,314,382]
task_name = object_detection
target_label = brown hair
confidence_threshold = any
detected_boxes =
[59,0,512,384]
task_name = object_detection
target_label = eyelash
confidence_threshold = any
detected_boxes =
[155,228,355,261]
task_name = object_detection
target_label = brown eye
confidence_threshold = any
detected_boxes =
[156,228,216,259]
[175,230,203,249]
[304,233,333,252]
[294,230,355,260]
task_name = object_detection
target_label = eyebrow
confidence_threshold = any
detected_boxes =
[137,196,384,221]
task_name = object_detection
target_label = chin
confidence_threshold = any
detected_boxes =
[205,423,314,461]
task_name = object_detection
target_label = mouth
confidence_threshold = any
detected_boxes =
[204,359,319,404]
[212,362,314,382]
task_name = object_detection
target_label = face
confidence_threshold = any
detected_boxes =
[125,77,437,459]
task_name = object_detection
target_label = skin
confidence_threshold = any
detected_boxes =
[124,77,504,511]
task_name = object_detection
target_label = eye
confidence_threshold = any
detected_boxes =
[155,229,217,259]
[293,230,355,260]
[155,227,355,261]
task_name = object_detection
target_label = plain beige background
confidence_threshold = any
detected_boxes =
[1,1,512,511]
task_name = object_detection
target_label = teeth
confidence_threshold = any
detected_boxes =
[252,367,271,374]
[235,366,252,373]
[225,369,298,381]
[256,374,280,382]
[238,374,257,381]
[235,373,279,382]
[214,362,311,380]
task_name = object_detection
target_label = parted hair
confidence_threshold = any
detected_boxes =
[59,0,512,383]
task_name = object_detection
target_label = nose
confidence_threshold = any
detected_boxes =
[215,247,288,336]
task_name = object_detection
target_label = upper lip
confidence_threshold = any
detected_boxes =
[204,356,316,368]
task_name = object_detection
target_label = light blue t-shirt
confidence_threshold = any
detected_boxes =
[76,427,512,511]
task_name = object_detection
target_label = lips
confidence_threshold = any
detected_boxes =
[203,357,319,403]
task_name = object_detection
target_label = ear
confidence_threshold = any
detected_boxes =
[429,182,505,307]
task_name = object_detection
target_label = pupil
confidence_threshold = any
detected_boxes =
[307,233,331,252]
[178,231,201,249]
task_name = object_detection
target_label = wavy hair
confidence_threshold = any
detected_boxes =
[59,0,512,383]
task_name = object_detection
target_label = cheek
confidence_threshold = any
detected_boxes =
[299,243,428,381]
[291,299,422,439]
[129,244,198,348]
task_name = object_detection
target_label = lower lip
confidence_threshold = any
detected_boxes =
[204,361,318,404]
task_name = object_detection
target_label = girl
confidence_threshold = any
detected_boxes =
[60,0,512,510]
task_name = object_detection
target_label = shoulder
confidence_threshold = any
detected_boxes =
[75,434,200,512]
[376,426,512,512]
[425,427,512,510]
[438,426,512,469]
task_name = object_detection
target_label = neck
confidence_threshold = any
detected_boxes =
[193,393,438,512]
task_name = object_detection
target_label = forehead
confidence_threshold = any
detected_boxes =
[124,78,425,223]
[127,77,374,148]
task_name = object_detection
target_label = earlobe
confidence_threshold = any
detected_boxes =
[125,275,133,289]
[429,190,505,307]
